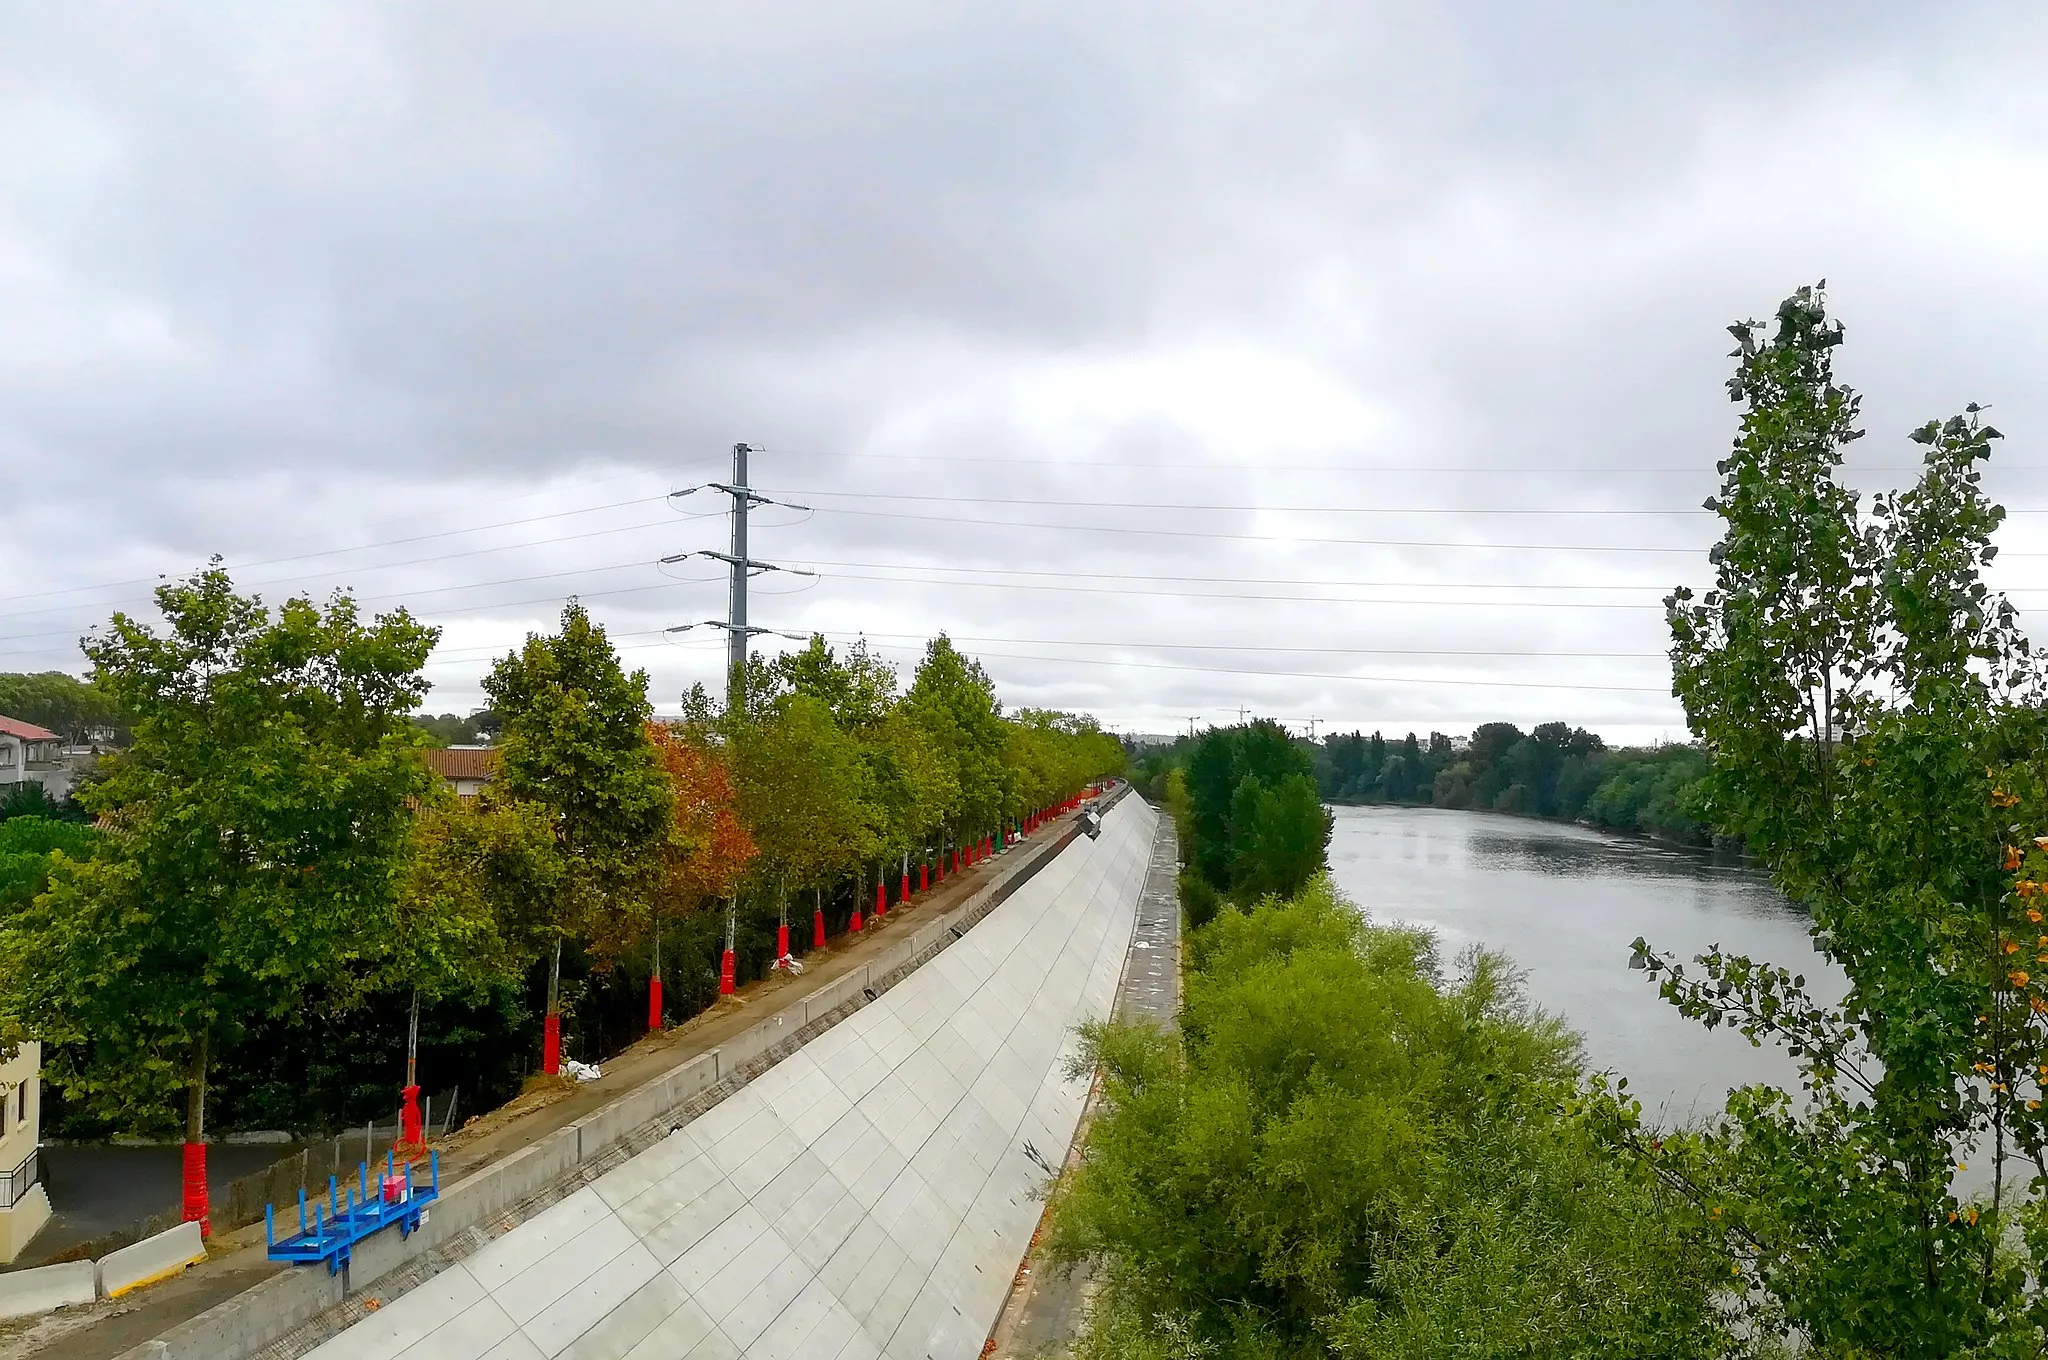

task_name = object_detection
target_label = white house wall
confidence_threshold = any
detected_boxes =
[303,795,1155,1360]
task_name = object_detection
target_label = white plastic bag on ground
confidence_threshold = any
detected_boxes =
[562,1059,602,1082]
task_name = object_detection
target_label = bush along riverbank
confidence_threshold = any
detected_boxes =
[1042,878,1740,1358]
[1086,718,1741,1356]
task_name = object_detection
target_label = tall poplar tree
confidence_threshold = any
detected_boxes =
[1618,286,2048,1352]
[481,602,670,1073]
[903,635,1010,850]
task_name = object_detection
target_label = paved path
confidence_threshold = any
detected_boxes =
[986,814,1180,1358]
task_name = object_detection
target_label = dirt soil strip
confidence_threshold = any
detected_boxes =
[984,811,1181,1359]
[2,809,1092,1360]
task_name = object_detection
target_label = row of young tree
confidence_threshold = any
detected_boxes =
[1077,286,2048,1354]
[0,568,1120,1231]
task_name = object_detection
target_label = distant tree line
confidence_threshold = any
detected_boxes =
[1317,722,1716,845]
[1131,720,1716,848]
[0,671,127,744]
[410,709,501,746]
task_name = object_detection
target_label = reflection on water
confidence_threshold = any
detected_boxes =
[1326,805,1842,1127]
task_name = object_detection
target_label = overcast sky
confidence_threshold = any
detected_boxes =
[4,1,2047,743]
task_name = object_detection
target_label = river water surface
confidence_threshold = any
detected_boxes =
[1325,805,1844,1126]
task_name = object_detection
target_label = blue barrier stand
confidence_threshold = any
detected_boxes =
[265,1150,440,1274]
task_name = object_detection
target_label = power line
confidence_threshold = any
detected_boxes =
[751,447,2048,475]
[0,498,682,609]
[793,638,1679,694]
[827,633,1672,658]
[776,488,2048,517]
[20,487,2048,621]
[797,505,2048,556]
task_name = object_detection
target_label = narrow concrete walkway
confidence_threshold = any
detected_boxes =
[985,815,1180,1358]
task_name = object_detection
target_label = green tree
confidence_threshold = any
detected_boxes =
[0,780,69,823]
[902,635,1010,850]
[395,797,563,1002]
[481,601,671,1068]
[0,817,96,910]
[731,692,876,943]
[1614,286,2048,1353]
[0,566,437,1229]
[1049,880,1732,1357]
[1185,721,1321,896]
[0,671,124,743]
[1230,772,1334,902]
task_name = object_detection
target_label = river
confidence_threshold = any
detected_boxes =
[1325,804,1843,1127]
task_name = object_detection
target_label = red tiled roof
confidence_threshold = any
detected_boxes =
[422,747,500,780]
[0,715,60,741]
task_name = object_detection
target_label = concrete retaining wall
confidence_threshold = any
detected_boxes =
[574,1052,719,1164]
[98,1222,207,1299]
[298,795,1156,1360]
[0,1259,97,1321]
[119,793,1127,1360]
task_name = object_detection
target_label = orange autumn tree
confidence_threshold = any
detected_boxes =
[644,720,755,1027]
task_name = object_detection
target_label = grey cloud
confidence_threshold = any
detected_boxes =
[5,0,2047,741]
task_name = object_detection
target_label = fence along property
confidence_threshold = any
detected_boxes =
[38,1092,460,1268]
[212,1091,459,1239]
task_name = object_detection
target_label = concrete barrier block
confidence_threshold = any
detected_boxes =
[0,1259,96,1321]
[97,1221,206,1299]
[673,1051,719,1102]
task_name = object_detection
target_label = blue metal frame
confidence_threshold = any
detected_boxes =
[265,1150,440,1274]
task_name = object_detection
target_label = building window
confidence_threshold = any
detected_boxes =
[13,1080,21,1125]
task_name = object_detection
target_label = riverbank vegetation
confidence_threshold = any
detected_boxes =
[1133,723,1716,846]
[1047,880,1738,1358]
[1318,725,1715,845]
[0,571,1121,1145]
[1083,725,1740,1355]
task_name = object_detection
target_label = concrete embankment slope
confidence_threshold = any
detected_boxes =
[304,795,1156,1360]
